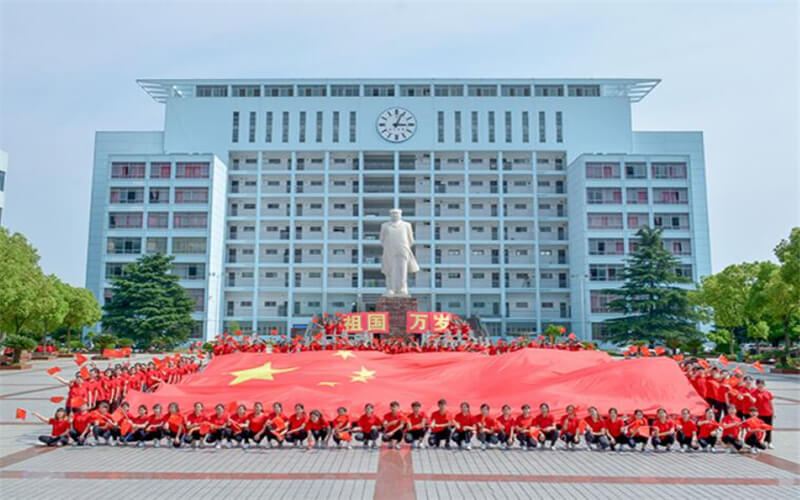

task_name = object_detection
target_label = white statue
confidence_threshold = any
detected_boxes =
[380,208,419,296]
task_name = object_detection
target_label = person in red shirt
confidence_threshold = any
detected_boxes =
[249,402,270,448]
[753,379,774,446]
[229,404,251,449]
[145,403,167,447]
[584,407,609,450]
[285,403,309,447]
[534,403,558,449]
[675,408,699,452]
[742,406,768,453]
[307,410,329,448]
[495,404,515,449]
[720,403,744,452]
[266,402,288,447]
[696,407,720,452]
[69,404,94,446]
[558,405,580,449]
[603,407,630,451]
[206,404,230,449]
[33,408,70,446]
[475,403,499,450]
[184,402,207,448]
[404,401,427,448]
[452,402,476,450]
[624,409,649,452]
[651,408,676,451]
[353,403,382,448]
[428,399,454,449]
[125,404,151,447]
[514,404,537,450]
[331,406,353,449]
[164,402,185,448]
[382,401,406,449]
[91,402,120,446]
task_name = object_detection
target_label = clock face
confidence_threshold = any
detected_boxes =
[376,107,417,142]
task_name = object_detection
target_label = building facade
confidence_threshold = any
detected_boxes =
[85,78,711,341]
[0,149,7,225]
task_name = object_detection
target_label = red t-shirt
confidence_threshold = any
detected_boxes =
[605,418,624,437]
[306,417,328,431]
[697,419,719,439]
[430,411,453,430]
[720,414,741,437]
[454,412,474,430]
[357,414,382,433]
[72,412,93,433]
[534,414,555,430]
[677,418,697,436]
[514,414,534,431]
[584,417,605,433]
[249,413,268,433]
[148,414,167,429]
[475,414,498,432]
[332,414,350,431]
[208,413,228,428]
[382,412,406,433]
[165,414,185,433]
[186,412,206,426]
[131,414,150,426]
[754,390,773,417]
[229,413,248,432]
[652,419,675,435]
[559,414,580,434]
[288,413,307,433]
[496,415,514,434]
[406,412,426,430]
[742,417,767,439]
[49,418,70,436]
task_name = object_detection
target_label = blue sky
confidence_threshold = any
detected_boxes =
[0,0,797,285]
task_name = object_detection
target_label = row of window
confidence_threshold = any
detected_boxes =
[108,212,207,229]
[109,187,208,204]
[234,111,357,144]
[436,110,562,144]
[587,237,692,256]
[200,84,600,98]
[586,162,688,180]
[111,162,210,180]
[587,212,691,230]
[107,236,207,255]
[586,187,689,205]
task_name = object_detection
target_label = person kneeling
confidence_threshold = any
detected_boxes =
[353,403,381,449]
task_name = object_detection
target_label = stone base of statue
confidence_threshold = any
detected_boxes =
[377,295,419,340]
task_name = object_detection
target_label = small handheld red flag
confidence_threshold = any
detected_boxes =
[50,396,65,403]
[654,346,666,356]
[752,361,764,374]
[74,353,87,366]
[672,354,684,362]
[698,359,710,369]
[79,366,90,379]
[15,408,26,420]
[568,333,577,340]
[46,366,61,376]
[227,401,238,413]
[718,354,729,367]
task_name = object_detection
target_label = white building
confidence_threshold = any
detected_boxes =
[85,79,711,341]
[0,149,7,225]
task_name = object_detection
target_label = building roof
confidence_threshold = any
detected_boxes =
[137,78,660,104]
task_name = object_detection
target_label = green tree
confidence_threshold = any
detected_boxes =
[0,229,47,337]
[61,285,101,348]
[602,227,699,345]
[101,254,195,347]
[33,275,70,342]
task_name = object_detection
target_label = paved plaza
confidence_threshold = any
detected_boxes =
[1,354,798,499]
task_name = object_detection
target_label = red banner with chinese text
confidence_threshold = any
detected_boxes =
[406,312,453,333]
[342,312,389,334]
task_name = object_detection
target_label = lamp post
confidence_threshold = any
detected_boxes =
[571,273,588,340]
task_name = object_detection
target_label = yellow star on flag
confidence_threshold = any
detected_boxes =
[227,362,299,385]
[318,381,339,387]
[333,350,356,360]
[350,365,376,383]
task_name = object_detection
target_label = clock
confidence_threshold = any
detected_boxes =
[376,107,417,142]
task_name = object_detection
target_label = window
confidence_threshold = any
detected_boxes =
[471,111,479,142]
[364,85,394,96]
[590,291,618,313]
[501,85,531,96]
[555,111,563,142]
[652,162,688,179]
[332,111,340,143]
[145,237,166,254]
[399,85,430,96]
[585,162,620,179]
[175,188,208,203]
[568,85,600,97]
[149,188,169,204]
[488,111,495,142]
[589,238,624,255]
[312,111,322,143]
[232,111,239,143]
[173,263,205,281]
[150,162,171,179]
[248,111,256,143]
[297,85,326,96]
[626,188,648,204]
[625,162,646,179]
[454,111,462,142]
[504,111,512,142]
[447,272,461,279]
[147,212,168,228]
[627,213,649,229]
[654,213,689,230]
[265,85,293,97]
[196,85,227,97]
[108,212,142,229]
[587,188,622,204]
[233,85,260,97]
[434,85,463,96]
[281,111,289,142]
[331,85,359,96]
[534,85,564,96]
[176,162,209,179]
[111,162,145,179]
[654,188,688,204]
[538,111,545,142]
[587,213,623,229]
[173,212,207,228]
[437,111,444,142]
[172,237,206,254]
[675,264,693,278]
[521,111,529,143]
[107,237,141,254]
[109,188,143,204]
[298,111,306,142]
[346,111,355,142]
[467,85,497,96]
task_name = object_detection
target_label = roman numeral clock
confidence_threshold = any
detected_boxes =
[376,107,417,143]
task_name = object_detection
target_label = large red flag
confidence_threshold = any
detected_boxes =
[124,349,707,419]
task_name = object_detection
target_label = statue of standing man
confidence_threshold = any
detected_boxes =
[380,208,419,296]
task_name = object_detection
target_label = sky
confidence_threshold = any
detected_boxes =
[0,0,798,286]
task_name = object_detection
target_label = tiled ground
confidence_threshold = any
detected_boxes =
[1,355,798,499]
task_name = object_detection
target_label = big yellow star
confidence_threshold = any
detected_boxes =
[228,362,299,385]
[350,365,376,383]
[333,350,356,360]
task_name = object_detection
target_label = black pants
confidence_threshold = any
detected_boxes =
[146,428,164,441]
[183,429,203,444]
[69,429,90,445]
[264,429,284,443]
[585,432,609,450]
[609,434,634,450]
[250,431,267,444]
[206,428,231,443]
[745,434,766,450]
[93,425,120,441]
[760,416,773,443]
[560,431,579,444]
[698,435,717,448]
[164,429,183,447]
[428,428,451,447]
[333,430,352,444]
[311,428,329,442]
[630,434,648,447]
[404,429,426,444]
[353,428,379,444]
[452,430,473,446]
[651,434,675,449]
[39,434,69,446]
[517,432,537,448]
[285,429,309,444]
[230,429,252,443]
[125,429,149,442]
[722,435,742,451]
[677,431,697,449]
[538,430,558,446]
[477,431,499,445]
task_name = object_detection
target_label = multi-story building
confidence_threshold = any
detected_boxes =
[85,78,711,342]
[0,149,7,225]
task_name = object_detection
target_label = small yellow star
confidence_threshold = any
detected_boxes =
[350,365,376,383]
[333,350,356,360]
[227,362,299,385]
[318,381,339,387]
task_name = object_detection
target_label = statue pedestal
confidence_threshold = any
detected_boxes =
[376,296,418,340]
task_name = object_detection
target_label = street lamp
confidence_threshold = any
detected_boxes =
[571,273,588,340]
